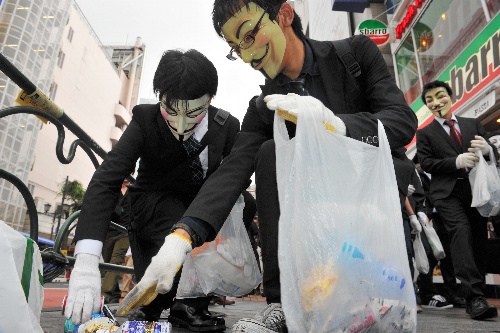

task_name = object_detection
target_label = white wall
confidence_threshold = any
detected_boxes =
[28,4,123,237]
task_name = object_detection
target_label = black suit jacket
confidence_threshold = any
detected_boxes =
[183,35,418,239]
[416,116,489,203]
[74,103,240,242]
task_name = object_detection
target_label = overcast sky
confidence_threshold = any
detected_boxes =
[76,0,265,122]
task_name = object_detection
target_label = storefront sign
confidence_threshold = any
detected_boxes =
[411,14,500,131]
[396,0,425,39]
[357,20,389,47]
[460,90,496,118]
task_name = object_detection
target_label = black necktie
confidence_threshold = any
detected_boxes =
[183,135,204,182]
[287,73,309,96]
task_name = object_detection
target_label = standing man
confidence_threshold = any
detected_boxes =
[119,1,417,332]
[416,80,498,320]
[101,178,132,304]
[64,49,240,332]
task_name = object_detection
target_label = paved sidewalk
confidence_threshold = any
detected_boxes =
[41,285,500,332]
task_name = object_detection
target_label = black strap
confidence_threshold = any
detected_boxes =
[333,37,361,78]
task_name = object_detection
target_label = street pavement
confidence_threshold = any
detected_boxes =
[41,282,500,332]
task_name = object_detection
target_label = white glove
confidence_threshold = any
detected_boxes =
[469,136,491,156]
[407,184,415,197]
[116,233,192,316]
[456,152,479,168]
[409,215,422,234]
[417,212,429,227]
[264,93,347,136]
[64,253,101,325]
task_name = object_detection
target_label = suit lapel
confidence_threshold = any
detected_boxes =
[432,118,461,154]
[155,104,186,157]
[308,39,345,111]
[205,106,216,173]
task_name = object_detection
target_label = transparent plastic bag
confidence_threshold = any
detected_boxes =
[469,150,500,217]
[413,232,429,274]
[274,110,416,332]
[176,195,262,298]
[420,221,445,260]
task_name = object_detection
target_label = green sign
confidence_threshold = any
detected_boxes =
[357,20,390,47]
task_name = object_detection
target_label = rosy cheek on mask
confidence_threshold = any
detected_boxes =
[194,114,205,123]
[426,102,434,109]
[439,97,449,104]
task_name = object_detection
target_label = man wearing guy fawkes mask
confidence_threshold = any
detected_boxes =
[65,49,240,331]
[416,80,498,320]
[119,1,419,332]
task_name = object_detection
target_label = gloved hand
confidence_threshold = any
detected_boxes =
[264,93,347,136]
[64,253,101,325]
[116,233,192,316]
[409,215,422,234]
[469,135,491,155]
[407,184,415,197]
[456,152,479,168]
[417,211,429,226]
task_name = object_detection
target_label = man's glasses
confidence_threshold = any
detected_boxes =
[226,12,266,61]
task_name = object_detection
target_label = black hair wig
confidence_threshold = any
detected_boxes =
[421,80,453,104]
[212,0,305,41]
[153,49,218,110]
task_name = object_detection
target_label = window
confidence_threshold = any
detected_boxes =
[395,36,421,106]
[49,82,58,101]
[418,0,486,85]
[67,27,74,42]
[57,50,65,68]
[394,0,487,106]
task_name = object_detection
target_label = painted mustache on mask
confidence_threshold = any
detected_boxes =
[250,43,269,68]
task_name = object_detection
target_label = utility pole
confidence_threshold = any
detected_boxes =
[50,176,68,240]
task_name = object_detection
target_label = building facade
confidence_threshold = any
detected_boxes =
[0,0,144,238]
[27,2,144,239]
[389,0,500,154]
[0,0,72,230]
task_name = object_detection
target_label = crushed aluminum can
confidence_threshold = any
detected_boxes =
[121,321,172,333]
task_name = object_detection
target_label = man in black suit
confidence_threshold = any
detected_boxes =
[64,49,240,332]
[416,80,497,320]
[119,1,418,331]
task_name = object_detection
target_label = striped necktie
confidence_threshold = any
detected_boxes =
[183,135,204,182]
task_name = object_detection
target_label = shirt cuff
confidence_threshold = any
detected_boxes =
[75,239,103,257]
[179,216,214,243]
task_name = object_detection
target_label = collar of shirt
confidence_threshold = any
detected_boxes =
[275,40,318,87]
[435,114,461,134]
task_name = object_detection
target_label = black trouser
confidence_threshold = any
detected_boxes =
[129,192,210,316]
[433,179,488,301]
[255,140,281,304]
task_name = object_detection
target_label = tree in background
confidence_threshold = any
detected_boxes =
[57,179,86,215]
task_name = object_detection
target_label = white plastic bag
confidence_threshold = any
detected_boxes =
[274,110,416,332]
[176,195,262,298]
[469,150,500,217]
[0,221,44,333]
[420,221,445,260]
[413,232,429,274]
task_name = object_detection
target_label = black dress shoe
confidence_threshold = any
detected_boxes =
[450,296,466,308]
[467,297,498,320]
[168,302,226,332]
[126,305,162,322]
[103,296,120,305]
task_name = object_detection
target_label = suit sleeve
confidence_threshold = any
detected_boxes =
[336,35,418,150]
[416,129,459,175]
[73,111,145,242]
[183,98,269,238]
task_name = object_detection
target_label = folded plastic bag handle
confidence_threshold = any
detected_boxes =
[273,111,391,156]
